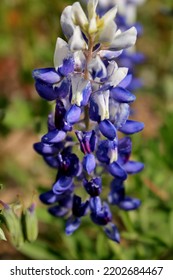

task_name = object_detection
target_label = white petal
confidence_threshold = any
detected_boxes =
[69,26,87,51]
[53,38,69,71]
[107,61,118,79]
[101,5,118,23]
[99,49,123,60]
[107,61,128,87]
[103,90,110,119]
[88,55,107,79]
[109,27,137,51]
[87,0,98,33]
[71,75,90,106]
[87,0,98,20]
[60,6,75,39]
[74,51,86,71]
[92,92,106,121]
[98,20,117,44]
[71,2,88,31]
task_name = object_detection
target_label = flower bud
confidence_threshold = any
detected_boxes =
[21,203,38,243]
[0,201,24,248]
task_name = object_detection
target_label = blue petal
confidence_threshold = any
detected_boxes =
[81,81,92,106]
[65,217,81,235]
[104,223,120,243]
[43,156,59,168]
[108,185,125,205]
[118,120,144,134]
[99,120,116,140]
[52,176,73,194]
[39,190,58,205]
[58,57,74,76]
[90,202,112,226]
[128,78,143,91]
[42,129,66,144]
[83,154,96,174]
[108,162,127,180]
[65,105,81,125]
[118,74,132,89]
[35,81,60,101]
[75,130,96,154]
[110,87,136,103]
[124,161,144,174]
[58,57,75,76]
[118,197,141,211]
[32,68,61,84]
[90,197,102,213]
[96,140,110,164]
[48,205,69,217]
[33,142,60,156]
[118,137,132,154]
[89,97,100,122]
[34,78,70,101]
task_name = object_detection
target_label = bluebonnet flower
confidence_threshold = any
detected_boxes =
[33,0,145,243]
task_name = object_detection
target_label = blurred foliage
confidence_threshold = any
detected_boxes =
[0,0,173,260]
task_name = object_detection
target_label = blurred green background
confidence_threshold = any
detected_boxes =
[0,0,173,260]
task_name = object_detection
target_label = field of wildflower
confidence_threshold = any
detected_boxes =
[0,0,173,260]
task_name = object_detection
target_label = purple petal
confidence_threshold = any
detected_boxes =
[108,162,127,180]
[42,129,66,144]
[99,120,116,140]
[110,87,136,103]
[83,154,96,174]
[118,120,144,134]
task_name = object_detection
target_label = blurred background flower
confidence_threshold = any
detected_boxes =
[0,0,173,260]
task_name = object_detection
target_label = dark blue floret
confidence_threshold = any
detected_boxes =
[75,130,96,154]
[72,195,89,217]
[83,177,102,197]
[90,201,112,226]
[104,223,120,243]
